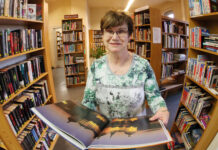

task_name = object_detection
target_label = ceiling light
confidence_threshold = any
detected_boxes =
[124,0,135,12]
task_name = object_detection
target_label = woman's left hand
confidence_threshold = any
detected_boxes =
[149,107,169,125]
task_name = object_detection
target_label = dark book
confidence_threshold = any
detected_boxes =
[31,100,172,150]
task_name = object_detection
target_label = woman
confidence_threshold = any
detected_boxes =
[82,10,169,125]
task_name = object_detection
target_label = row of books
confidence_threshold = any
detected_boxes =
[92,30,102,35]
[0,56,45,103]
[135,28,151,41]
[135,43,150,57]
[186,55,218,89]
[93,38,102,43]
[127,41,134,50]
[0,1,42,20]
[90,43,105,51]
[189,0,218,16]
[92,34,102,39]
[190,27,210,49]
[162,52,173,63]
[162,21,186,35]
[62,32,83,42]
[176,107,203,149]
[4,79,49,135]
[162,34,186,49]
[64,55,84,65]
[35,128,57,150]
[64,43,83,53]
[65,65,84,75]
[161,65,173,79]
[134,12,150,25]
[181,84,212,128]
[66,76,85,85]
[0,29,43,58]
[62,21,82,31]
[17,118,47,150]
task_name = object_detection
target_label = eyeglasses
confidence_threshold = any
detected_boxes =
[104,29,129,38]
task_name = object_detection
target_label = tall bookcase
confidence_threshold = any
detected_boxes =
[134,7,162,85]
[160,16,189,96]
[56,31,63,58]
[170,3,218,150]
[0,0,58,150]
[62,18,86,87]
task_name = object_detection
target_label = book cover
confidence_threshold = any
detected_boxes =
[31,100,172,150]
[27,4,36,20]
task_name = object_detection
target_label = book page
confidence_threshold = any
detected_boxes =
[89,116,172,149]
[31,100,109,149]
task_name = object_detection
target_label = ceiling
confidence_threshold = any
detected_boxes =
[87,0,176,10]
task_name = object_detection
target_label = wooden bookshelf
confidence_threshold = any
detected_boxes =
[134,7,162,85]
[160,16,189,95]
[56,31,63,57]
[0,0,57,150]
[62,18,87,87]
[170,2,218,149]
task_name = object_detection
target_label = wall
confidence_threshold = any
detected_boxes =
[48,0,90,68]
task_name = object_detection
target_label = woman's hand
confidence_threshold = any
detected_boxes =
[149,107,169,125]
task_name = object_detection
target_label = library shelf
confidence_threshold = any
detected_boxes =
[65,62,85,66]
[160,83,183,93]
[67,82,86,87]
[162,60,187,65]
[0,47,45,62]
[62,29,83,32]
[63,41,84,44]
[190,47,218,56]
[162,48,188,51]
[48,135,60,150]
[135,24,150,27]
[135,40,151,43]
[190,12,218,21]
[64,51,84,54]
[1,72,48,107]
[0,16,43,25]
[186,76,218,100]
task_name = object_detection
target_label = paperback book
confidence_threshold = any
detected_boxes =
[31,100,172,150]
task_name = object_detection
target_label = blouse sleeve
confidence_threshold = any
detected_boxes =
[81,62,97,111]
[144,61,167,114]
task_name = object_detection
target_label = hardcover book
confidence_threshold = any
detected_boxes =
[31,100,172,150]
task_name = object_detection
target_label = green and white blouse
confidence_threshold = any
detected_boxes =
[82,54,167,119]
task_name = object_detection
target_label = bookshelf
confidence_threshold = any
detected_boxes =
[0,0,58,150]
[56,31,63,57]
[160,16,189,96]
[62,18,86,87]
[134,7,162,85]
[170,1,218,149]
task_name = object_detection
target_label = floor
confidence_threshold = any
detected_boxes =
[52,67,182,150]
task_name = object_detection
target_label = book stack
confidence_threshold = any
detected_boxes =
[135,43,150,57]
[0,56,45,104]
[66,76,85,85]
[134,12,150,25]
[64,43,83,53]
[62,32,83,42]
[162,52,173,63]
[189,0,218,16]
[17,118,47,150]
[62,20,82,31]
[65,65,84,75]
[64,55,74,65]
[0,29,42,58]
[135,28,151,41]
[203,34,218,52]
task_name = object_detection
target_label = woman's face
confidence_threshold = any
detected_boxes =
[102,23,130,53]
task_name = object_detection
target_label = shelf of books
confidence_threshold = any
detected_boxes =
[0,0,58,150]
[170,1,218,150]
[134,7,162,85]
[62,18,86,87]
[160,16,189,95]
[56,31,63,58]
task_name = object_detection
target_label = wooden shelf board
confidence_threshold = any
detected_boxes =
[1,72,48,107]
[162,32,188,37]
[162,16,188,24]
[135,40,151,43]
[190,47,218,56]
[62,18,82,21]
[63,41,83,44]
[64,51,84,54]
[0,48,45,62]
[66,72,85,76]
[161,72,185,81]
[162,48,188,51]
[162,60,187,64]
[49,135,59,150]
[33,126,49,150]
[135,24,150,27]
[186,75,218,99]
[65,62,84,65]
[15,95,52,137]
[160,83,183,92]
[190,12,218,21]
[0,16,43,25]
[181,102,206,130]
[62,29,82,32]
[67,82,86,87]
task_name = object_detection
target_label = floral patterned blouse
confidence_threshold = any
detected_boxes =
[82,54,167,119]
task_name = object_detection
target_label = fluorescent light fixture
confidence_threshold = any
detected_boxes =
[124,0,135,12]
[168,14,174,18]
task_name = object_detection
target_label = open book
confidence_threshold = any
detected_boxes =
[31,100,172,150]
